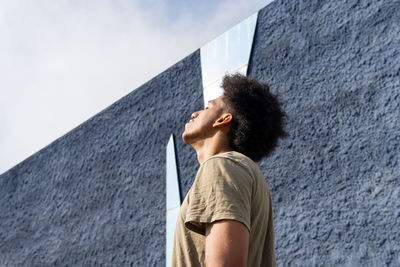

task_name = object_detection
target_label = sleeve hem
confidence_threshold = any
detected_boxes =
[185,213,250,234]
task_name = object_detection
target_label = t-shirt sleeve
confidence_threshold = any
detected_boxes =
[184,157,253,235]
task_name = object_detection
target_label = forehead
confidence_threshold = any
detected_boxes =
[208,95,225,106]
[207,96,228,112]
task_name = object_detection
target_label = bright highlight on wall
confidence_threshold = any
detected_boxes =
[200,12,258,107]
[165,135,181,267]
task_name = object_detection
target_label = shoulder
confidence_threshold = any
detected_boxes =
[202,151,257,173]
[196,151,259,184]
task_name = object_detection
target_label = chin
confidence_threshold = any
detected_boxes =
[181,129,188,141]
[182,131,193,145]
[181,132,187,143]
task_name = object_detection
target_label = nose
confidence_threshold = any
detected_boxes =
[191,111,200,119]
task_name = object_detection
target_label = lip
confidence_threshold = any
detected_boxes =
[185,119,194,127]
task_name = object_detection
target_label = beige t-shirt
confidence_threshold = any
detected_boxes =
[172,151,276,267]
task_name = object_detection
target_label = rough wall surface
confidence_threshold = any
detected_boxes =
[0,52,203,266]
[1,0,399,266]
[249,0,400,266]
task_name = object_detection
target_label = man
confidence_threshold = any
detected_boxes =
[172,74,287,267]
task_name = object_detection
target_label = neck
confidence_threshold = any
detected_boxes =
[191,134,232,164]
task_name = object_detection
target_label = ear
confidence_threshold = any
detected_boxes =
[213,113,232,128]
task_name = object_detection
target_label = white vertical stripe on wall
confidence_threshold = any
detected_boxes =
[166,134,181,267]
[200,12,258,107]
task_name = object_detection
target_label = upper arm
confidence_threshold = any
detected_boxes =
[205,219,249,267]
[185,158,253,236]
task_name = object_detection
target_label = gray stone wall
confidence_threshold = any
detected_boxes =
[250,0,400,265]
[1,0,399,266]
[0,52,203,266]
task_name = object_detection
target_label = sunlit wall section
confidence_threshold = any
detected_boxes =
[200,13,258,107]
[166,134,181,267]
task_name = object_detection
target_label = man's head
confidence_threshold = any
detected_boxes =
[182,73,287,162]
[221,73,287,161]
[182,96,231,146]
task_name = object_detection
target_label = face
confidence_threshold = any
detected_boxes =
[182,96,227,145]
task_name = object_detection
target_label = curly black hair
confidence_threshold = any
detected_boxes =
[222,73,288,162]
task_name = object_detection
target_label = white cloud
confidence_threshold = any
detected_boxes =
[0,0,272,174]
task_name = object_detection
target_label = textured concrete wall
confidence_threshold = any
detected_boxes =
[0,52,203,266]
[1,0,399,266]
[250,0,400,265]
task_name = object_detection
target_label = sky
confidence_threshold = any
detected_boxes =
[0,0,271,174]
